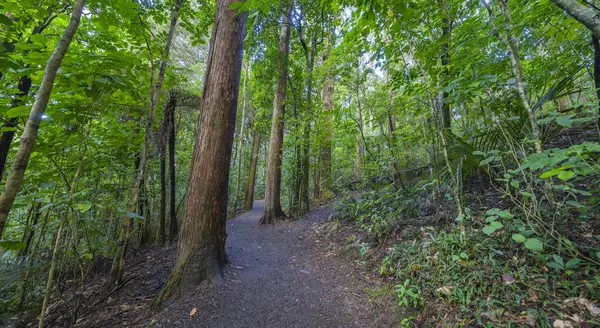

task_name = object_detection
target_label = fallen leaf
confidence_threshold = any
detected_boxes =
[190,308,197,317]
[436,286,453,296]
[553,319,574,328]
[528,288,539,302]
[503,273,515,284]
[563,297,600,318]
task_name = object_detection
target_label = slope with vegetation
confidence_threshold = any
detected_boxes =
[0,0,599,327]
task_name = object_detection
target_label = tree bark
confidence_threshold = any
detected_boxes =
[0,0,85,240]
[159,149,167,245]
[593,35,600,126]
[551,0,600,39]
[233,64,249,214]
[0,76,32,183]
[261,9,292,224]
[319,37,334,197]
[152,0,183,112]
[109,0,182,284]
[159,93,177,245]
[244,102,260,210]
[153,0,247,305]
[298,30,318,215]
[440,0,452,129]
[354,63,364,181]
[169,94,178,241]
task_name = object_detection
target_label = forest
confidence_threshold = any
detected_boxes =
[1,0,600,327]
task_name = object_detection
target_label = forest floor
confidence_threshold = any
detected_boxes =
[34,200,398,328]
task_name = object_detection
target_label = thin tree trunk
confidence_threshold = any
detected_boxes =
[153,0,247,305]
[298,33,317,215]
[261,9,292,224]
[484,0,542,153]
[440,128,464,218]
[233,64,249,213]
[38,152,84,328]
[288,78,301,215]
[159,149,166,245]
[593,35,600,126]
[19,204,40,257]
[244,102,260,210]
[354,66,364,181]
[0,0,85,240]
[169,94,178,241]
[0,76,32,182]
[109,0,182,284]
[159,93,177,244]
[440,0,452,129]
[152,0,183,112]
[319,33,334,197]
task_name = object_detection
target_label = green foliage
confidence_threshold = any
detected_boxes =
[334,180,435,237]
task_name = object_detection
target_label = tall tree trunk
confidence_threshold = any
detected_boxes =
[153,0,247,305]
[152,0,183,112]
[159,149,167,245]
[298,33,317,215]
[244,102,260,210]
[288,78,301,214]
[319,37,334,197]
[159,93,177,245]
[109,0,182,284]
[261,9,292,224]
[0,0,85,240]
[233,64,249,214]
[354,65,364,181]
[593,35,600,126]
[441,0,452,129]
[169,94,178,241]
[0,76,32,183]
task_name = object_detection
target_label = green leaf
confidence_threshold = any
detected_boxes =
[6,106,29,118]
[546,261,563,270]
[540,169,559,179]
[512,234,526,243]
[565,258,581,269]
[497,210,514,219]
[490,221,504,229]
[524,238,543,252]
[555,115,573,127]
[520,191,535,199]
[566,200,583,209]
[118,209,144,220]
[0,240,27,251]
[228,1,244,9]
[74,203,92,212]
[557,170,575,181]
[0,14,14,26]
[482,225,497,236]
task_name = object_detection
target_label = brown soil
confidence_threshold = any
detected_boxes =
[15,201,398,328]
[146,200,398,327]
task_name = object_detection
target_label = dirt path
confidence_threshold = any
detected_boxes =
[147,201,397,328]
